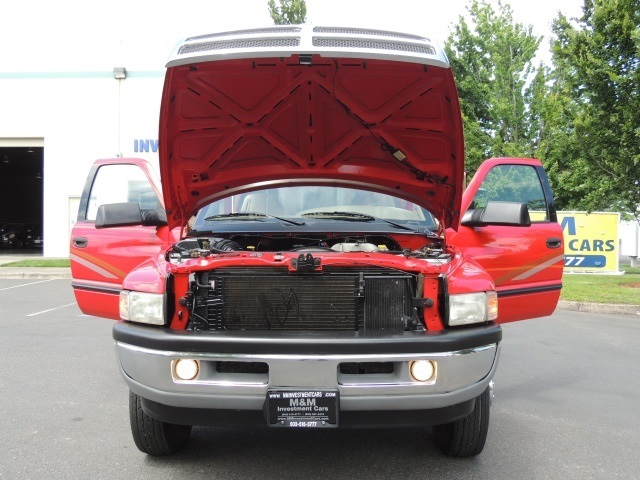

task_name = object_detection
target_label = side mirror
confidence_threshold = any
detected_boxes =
[461,201,531,227]
[95,202,167,229]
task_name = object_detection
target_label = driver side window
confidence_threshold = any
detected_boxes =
[472,165,549,221]
[85,164,161,221]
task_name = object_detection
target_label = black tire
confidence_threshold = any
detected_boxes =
[129,390,192,455]
[433,386,491,457]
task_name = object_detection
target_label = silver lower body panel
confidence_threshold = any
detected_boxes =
[116,341,500,412]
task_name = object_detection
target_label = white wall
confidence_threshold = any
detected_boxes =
[620,221,640,259]
[0,71,164,257]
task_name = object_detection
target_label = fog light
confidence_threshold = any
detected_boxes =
[174,359,199,381]
[410,360,436,382]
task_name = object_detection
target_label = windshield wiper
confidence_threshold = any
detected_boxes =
[204,212,305,226]
[301,211,418,232]
[302,211,374,220]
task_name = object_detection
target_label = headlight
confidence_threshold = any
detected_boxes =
[119,291,165,325]
[448,291,498,326]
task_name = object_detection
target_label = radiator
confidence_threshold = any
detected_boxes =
[194,267,414,332]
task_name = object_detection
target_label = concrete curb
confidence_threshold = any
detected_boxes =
[0,268,72,279]
[557,300,640,317]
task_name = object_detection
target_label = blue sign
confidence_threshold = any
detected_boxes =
[564,255,607,268]
[134,139,159,153]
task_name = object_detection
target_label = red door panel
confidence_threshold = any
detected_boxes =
[70,159,169,320]
[452,158,564,323]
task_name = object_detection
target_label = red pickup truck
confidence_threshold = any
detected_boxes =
[71,26,563,457]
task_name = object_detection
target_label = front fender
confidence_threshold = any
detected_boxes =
[122,254,169,294]
[445,251,495,295]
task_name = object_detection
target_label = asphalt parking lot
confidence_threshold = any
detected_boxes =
[1,278,638,479]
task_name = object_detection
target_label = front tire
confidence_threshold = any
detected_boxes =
[129,390,192,455]
[433,386,491,457]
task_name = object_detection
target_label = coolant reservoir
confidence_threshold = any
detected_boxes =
[331,242,379,252]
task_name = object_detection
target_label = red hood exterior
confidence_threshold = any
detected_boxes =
[159,29,465,229]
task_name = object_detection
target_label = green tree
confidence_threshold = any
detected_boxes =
[445,0,541,172]
[526,62,583,211]
[268,0,307,25]
[548,0,640,218]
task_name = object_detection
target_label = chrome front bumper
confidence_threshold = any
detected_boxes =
[114,324,501,414]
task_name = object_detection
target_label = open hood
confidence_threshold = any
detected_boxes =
[159,26,465,229]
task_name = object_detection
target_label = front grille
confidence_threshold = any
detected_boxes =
[339,362,394,374]
[312,37,436,56]
[216,361,269,374]
[313,26,429,42]
[193,267,414,332]
[179,37,300,55]
[187,27,301,42]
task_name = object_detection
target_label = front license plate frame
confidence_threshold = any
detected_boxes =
[266,390,339,428]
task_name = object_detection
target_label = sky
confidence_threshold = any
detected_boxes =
[1,0,584,71]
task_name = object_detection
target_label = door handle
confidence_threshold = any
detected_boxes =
[73,236,88,248]
[546,237,562,249]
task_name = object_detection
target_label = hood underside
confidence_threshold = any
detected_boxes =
[159,27,465,229]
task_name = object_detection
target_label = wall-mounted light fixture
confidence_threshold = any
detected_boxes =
[113,67,127,156]
[113,67,127,80]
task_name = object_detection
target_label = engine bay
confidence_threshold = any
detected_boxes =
[169,233,451,262]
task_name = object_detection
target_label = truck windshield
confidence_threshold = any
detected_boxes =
[193,186,437,230]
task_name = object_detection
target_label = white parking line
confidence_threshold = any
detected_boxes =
[0,279,56,291]
[26,303,77,317]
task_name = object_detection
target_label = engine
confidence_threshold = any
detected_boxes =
[169,234,449,334]
[170,233,449,258]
